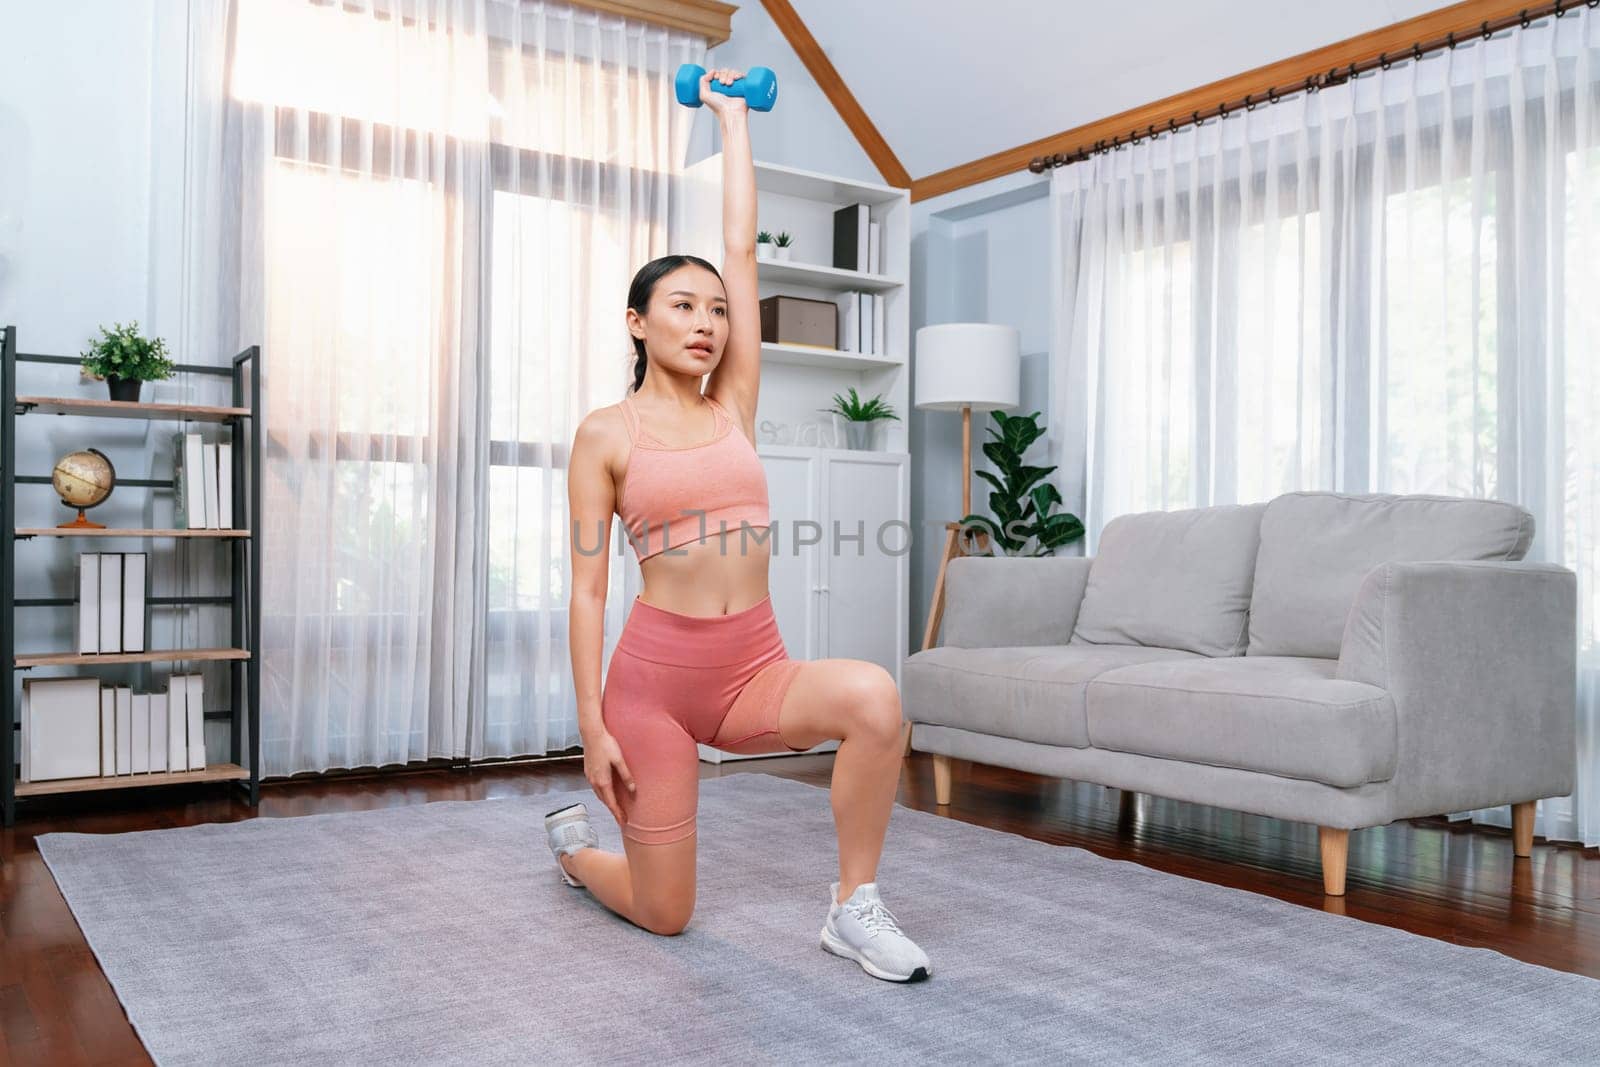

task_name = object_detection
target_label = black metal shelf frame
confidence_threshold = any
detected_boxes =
[0,325,262,826]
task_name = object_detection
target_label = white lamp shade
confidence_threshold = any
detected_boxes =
[913,323,1021,411]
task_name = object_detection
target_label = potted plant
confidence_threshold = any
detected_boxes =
[756,230,776,260]
[958,409,1084,557]
[80,321,176,403]
[821,387,898,451]
[773,231,794,261]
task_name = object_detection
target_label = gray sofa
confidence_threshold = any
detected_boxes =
[904,491,1576,895]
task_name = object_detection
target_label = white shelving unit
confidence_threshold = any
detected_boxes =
[677,156,912,764]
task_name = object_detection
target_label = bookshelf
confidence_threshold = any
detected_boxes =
[1,325,262,825]
[677,157,912,763]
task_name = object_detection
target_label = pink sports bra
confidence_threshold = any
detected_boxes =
[616,392,771,562]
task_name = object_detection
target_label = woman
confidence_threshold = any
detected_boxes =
[549,68,931,984]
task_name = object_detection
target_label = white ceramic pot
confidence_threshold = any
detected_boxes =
[774,245,793,261]
[756,243,775,260]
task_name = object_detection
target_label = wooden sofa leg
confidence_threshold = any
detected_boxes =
[1512,801,1535,858]
[932,755,952,806]
[1319,827,1350,897]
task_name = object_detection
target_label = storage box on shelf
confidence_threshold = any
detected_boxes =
[1,325,262,826]
[678,157,911,763]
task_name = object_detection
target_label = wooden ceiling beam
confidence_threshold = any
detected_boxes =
[758,0,912,189]
[909,0,1551,203]
[569,0,739,47]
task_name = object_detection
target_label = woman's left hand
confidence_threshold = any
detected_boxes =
[699,67,749,117]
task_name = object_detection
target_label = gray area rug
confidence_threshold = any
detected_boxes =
[37,773,1600,1065]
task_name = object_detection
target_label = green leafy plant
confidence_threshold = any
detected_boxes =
[773,231,793,247]
[756,230,774,244]
[960,409,1083,557]
[80,322,175,382]
[822,387,899,423]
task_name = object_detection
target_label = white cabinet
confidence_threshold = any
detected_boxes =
[697,448,909,764]
[681,154,912,764]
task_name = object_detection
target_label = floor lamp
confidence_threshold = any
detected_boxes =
[914,323,1021,653]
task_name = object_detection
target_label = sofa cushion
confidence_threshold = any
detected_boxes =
[1247,491,1534,659]
[905,644,1203,749]
[1085,656,1397,788]
[1070,503,1266,657]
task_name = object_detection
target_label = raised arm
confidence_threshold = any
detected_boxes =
[702,71,761,426]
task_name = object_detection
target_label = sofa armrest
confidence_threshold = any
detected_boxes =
[1336,560,1576,813]
[940,555,1093,648]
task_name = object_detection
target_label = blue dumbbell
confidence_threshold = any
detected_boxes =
[675,64,778,112]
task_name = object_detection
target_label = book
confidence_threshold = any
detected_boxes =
[115,686,133,775]
[185,674,206,770]
[832,202,870,272]
[21,678,102,783]
[100,687,115,776]
[78,553,100,654]
[122,552,146,653]
[218,440,233,529]
[166,675,188,772]
[202,442,220,530]
[150,691,169,773]
[872,293,884,356]
[173,431,206,529]
[98,552,123,653]
[132,693,151,774]
[868,220,880,275]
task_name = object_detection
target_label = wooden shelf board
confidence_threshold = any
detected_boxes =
[17,648,251,668]
[758,260,902,293]
[16,396,251,422]
[761,342,903,371]
[16,762,250,797]
[17,528,250,538]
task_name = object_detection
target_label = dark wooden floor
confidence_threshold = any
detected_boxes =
[3,752,1598,1064]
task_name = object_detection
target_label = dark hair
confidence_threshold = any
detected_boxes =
[626,254,724,394]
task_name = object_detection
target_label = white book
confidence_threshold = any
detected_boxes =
[855,201,869,271]
[19,682,28,783]
[150,691,169,773]
[78,553,100,654]
[867,220,880,275]
[839,293,858,353]
[185,674,207,770]
[872,293,885,356]
[132,693,151,774]
[122,552,146,653]
[167,675,188,772]
[218,440,234,529]
[115,686,133,775]
[174,431,206,529]
[22,678,102,782]
[860,291,871,354]
[100,687,115,776]
[202,442,221,530]
[98,553,123,653]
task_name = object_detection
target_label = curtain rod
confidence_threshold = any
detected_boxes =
[1028,0,1596,172]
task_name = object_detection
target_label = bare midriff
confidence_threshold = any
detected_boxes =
[635,526,773,617]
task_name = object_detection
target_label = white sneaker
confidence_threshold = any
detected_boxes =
[544,802,598,887]
[820,881,932,982]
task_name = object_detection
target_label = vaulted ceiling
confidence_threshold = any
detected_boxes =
[786,0,1447,181]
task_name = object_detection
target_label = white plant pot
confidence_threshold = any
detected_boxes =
[774,245,793,261]
[842,419,881,451]
[756,244,775,260]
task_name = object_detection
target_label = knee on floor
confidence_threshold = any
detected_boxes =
[636,900,695,937]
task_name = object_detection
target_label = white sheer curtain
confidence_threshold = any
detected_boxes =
[1049,10,1600,845]
[177,0,700,776]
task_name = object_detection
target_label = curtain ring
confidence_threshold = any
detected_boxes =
[1347,61,1359,80]
[1267,86,1279,104]
[1520,8,1531,27]
[1446,31,1456,49]
[1192,109,1202,126]
[1244,92,1255,112]
[1219,101,1229,118]
[1379,52,1390,70]
[1147,124,1157,140]
[1481,20,1493,39]
[1555,0,1565,17]
[1413,42,1423,61]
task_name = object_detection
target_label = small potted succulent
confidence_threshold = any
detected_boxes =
[821,387,898,451]
[756,230,776,260]
[773,231,794,261]
[80,321,176,403]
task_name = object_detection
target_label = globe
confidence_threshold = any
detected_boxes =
[53,448,116,512]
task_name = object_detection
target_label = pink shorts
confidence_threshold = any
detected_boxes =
[601,592,808,845]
